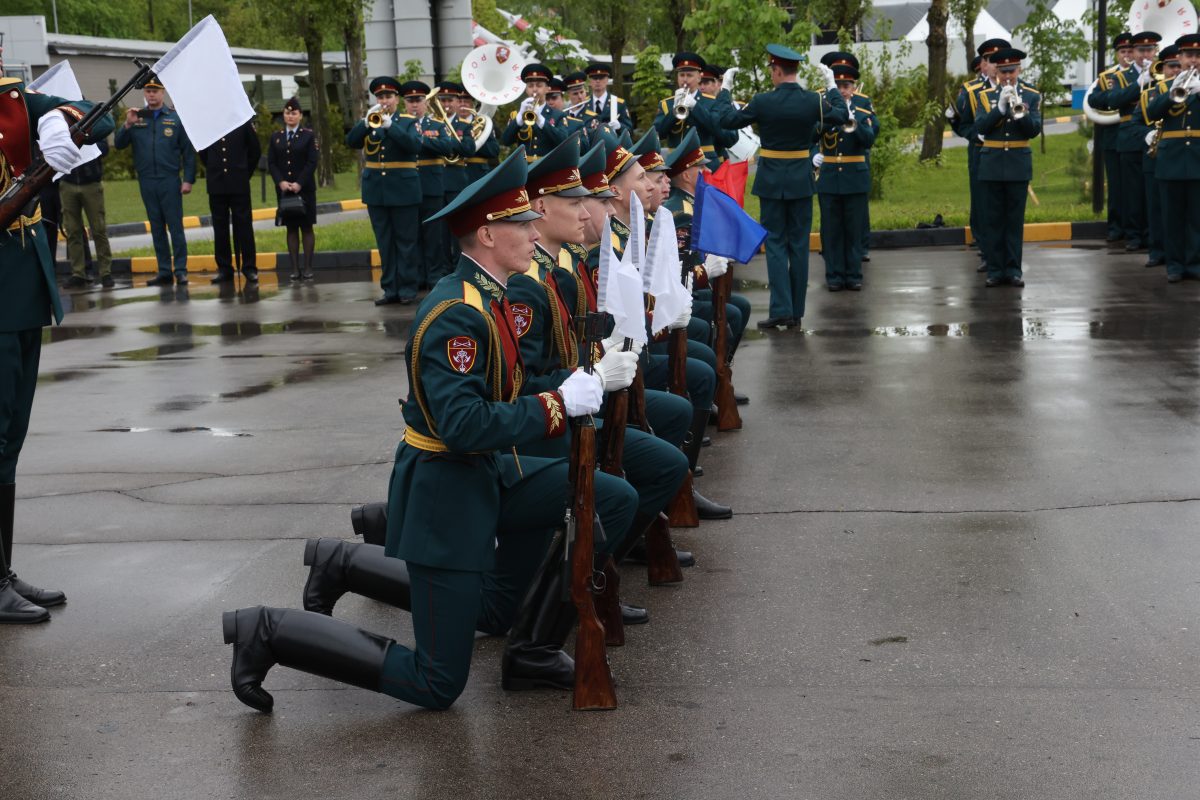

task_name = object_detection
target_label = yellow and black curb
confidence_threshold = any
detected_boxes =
[102,198,367,239]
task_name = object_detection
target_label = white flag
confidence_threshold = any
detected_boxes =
[152,16,254,151]
[598,215,646,344]
[648,206,691,334]
[27,61,102,176]
[614,231,648,345]
[627,190,646,275]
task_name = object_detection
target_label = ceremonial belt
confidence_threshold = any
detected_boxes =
[449,161,469,167]
[365,161,417,169]
[1119,115,1132,122]
[1160,130,1200,139]
[417,159,444,167]
[466,157,489,164]
[6,207,43,232]
[402,427,485,454]
[700,145,716,153]
[823,155,865,164]
[982,140,1030,149]
[759,148,811,159]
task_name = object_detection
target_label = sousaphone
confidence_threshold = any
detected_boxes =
[461,43,530,144]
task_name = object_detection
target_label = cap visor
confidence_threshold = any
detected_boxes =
[507,209,544,222]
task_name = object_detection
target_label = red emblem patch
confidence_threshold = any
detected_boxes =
[447,336,477,373]
[496,46,510,64]
[511,303,533,338]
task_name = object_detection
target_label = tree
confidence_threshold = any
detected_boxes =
[919,0,950,161]
[1013,0,1090,152]
[687,0,814,97]
[948,0,987,72]
[810,0,873,38]
[631,46,669,133]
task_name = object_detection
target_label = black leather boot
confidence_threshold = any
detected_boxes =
[350,502,389,547]
[624,539,695,568]
[302,538,411,615]
[221,606,393,713]
[0,531,48,624]
[682,411,733,520]
[501,534,576,691]
[0,484,65,607]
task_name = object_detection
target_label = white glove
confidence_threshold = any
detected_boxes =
[380,112,393,130]
[678,91,698,111]
[593,350,639,391]
[1138,67,1152,89]
[1145,129,1158,147]
[977,133,986,143]
[997,87,1010,114]
[721,67,739,93]
[819,63,837,92]
[519,97,535,115]
[704,254,729,279]
[601,334,643,356]
[609,119,621,131]
[37,112,82,175]
[365,104,381,125]
[668,306,692,331]
[812,152,825,169]
[558,370,604,417]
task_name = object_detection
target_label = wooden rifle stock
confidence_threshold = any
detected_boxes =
[713,270,742,431]
[599,389,628,478]
[0,61,152,231]
[666,265,699,529]
[569,312,616,710]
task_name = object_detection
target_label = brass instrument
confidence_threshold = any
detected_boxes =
[1170,67,1199,103]
[366,104,386,128]
[460,43,531,147]
[843,113,858,134]
[1148,120,1165,158]
[425,88,462,164]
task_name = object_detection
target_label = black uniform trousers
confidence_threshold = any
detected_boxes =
[210,192,257,278]
[1119,151,1147,247]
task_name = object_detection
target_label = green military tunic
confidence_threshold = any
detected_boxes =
[719,81,849,321]
[1139,79,1170,267]
[500,106,568,159]
[817,102,878,288]
[954,76,991,256]
[1146,80,1200,279]
[653,92,739,171]
[417,116,475,284]
[346,110,423,300]
[1095,64,1125,240]
[974,83,1042,281]
[1089,64,1153,248]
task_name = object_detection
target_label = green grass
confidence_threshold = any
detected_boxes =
[111,132,1100,256]
[101,170,366,226]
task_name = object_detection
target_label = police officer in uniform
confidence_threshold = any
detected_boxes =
[975,48,1042,287]
[501,64,566,160]
[114,75,196,286]
[347,77,423,305]
[268,97,319,281]
[719,44,848,328]
[222,147,639,712]
[1146,34,1200,281]
[0,65,113,623]
[199,118,261,284]
[816,64,878,291]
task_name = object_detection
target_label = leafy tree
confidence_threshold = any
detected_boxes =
[850,35,916,198]
[948,0,987,72]
[631,45,669,135]
[919,0,950,161]
[809,0,873,38]
[687,0,815,97]
[1014,0,1090,152]
[471,0,509,38]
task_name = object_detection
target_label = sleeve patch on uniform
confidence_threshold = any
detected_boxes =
[537,391,567,436]
[447,336,478,373]
[510,303,533,338]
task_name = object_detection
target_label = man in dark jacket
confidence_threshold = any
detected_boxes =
[199,119,261,283]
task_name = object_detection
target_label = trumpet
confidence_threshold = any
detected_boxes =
[425,89,462,164]
[366,103,386,128]
[843,113,858,134]
[1170,67,1199,103]
[521,105,542,127]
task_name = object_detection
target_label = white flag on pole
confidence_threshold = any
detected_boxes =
[648,206,691,334]
[627,189,646,275]
[27,61,102,176]
[614,232,648,345]
[598,215,646,344]
[152,15,254,151]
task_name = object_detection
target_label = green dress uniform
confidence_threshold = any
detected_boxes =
[654,92,738,172]
[220,148,637,713]
[444,107,474,271]
[1097,52,1130,241]
[718,44,849,324]
[1145,59,1200,280]
[1089,45,1159,250]
[1140,69,1172,269]
[345,81,423,304]
[817,93,878,289]
[822,52,875,259]
[974,62,1042,284]
[411,90,476,286]
[500,106,568,159]
[0,78,113,618]
[113,101,195,281]
[954,75,991,258]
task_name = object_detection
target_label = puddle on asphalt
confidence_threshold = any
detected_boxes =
[139,320,377,338]
[95,426,252,437]
[37,370,92,384]
[42,325,116,343]
[791,318,1081,340]
[112,342,205,360]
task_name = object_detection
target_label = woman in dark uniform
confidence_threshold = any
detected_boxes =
[268,97,319,281]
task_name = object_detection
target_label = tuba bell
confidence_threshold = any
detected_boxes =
[461,43,530,145]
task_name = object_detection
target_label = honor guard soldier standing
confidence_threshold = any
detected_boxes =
[821,51,875,263]
[816,63,878,291]
[404,80,474,286]
[0,64,114,623]
[655,53,737,171]
[974,48,1042,287]
[720,44,848,329]
[347,77,422,306]
[502,64,565,160]
[1097,33,1136,243]
[114,74,196,286]
[1145,34,1200,282]
[1090,31,1162,253]
[584,63,632,131]
[222,146,639,712]
[199,118,261,284]
[268,97,319,281]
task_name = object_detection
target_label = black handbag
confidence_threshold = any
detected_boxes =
[278,193,306,220]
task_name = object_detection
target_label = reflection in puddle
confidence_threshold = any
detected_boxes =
[42,325,116,343]
[139,319,377,338]
[155,396,210,412]
[37,370,91,384]
[112,342,204,360]
[95,426,252,437]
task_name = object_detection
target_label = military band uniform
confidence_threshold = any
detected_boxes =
[821,52,875,261]
[199,119,261,282]
[416,115,468,285]
[113,100,196,282]
[584,63,633,132]
[444,88,475,271]
[1145,37,1200,280]
[346,78,423,304]
[1098,60,1128,239]
[1140,73,1170,268]
[0,78,113,622]
[654,92,737,172]
[817,92,878,290]
[974,57,1042,285]
[467,125,500,183]
[719,44,849,326]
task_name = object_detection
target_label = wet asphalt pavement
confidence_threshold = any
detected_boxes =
[3,243,1199,799]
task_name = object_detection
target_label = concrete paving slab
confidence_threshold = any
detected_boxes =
[3,242,1200,799]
